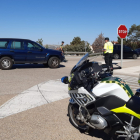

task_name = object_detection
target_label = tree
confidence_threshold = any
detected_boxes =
[92,33,104,53]
[63,37,91,52]
[117,36,127,45]
[45,44,48,48]
[127,24,140,42]
[70,37,82,45]
[117,36,121,44]
[36,38,43,46]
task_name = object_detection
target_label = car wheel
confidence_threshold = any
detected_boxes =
[0,57,13,70]
[114,54,119,59]
[133,54,137,59]
[48,57,60,68]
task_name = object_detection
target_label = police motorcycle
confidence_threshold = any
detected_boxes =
[61,53,140,140]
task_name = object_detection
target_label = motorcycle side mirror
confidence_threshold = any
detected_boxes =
[61,76,69,84]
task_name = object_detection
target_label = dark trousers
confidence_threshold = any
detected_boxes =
[104,53,113,69]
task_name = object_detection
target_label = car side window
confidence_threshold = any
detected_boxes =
[11,41,24,49]
[27,42,41,51]
[0,41,9,49]
[114,45,121,50]
[114,45,118,50]
[124,46,131,51]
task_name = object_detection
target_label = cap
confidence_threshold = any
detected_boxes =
[105,37,109,41]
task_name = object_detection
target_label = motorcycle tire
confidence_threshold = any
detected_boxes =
[68,103,88,131]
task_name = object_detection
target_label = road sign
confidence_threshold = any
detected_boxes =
[117,25,127,39]
[117,25,128,68]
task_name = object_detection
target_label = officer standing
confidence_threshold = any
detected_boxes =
[103,37,113,71]
[60,41,64,53]
[60,41,67,62]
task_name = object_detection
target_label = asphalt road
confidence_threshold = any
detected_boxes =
[0,56,140,140]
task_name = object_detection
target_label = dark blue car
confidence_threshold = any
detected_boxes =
[113,44,139,59]
[0,38,65,70]
[135,48,140,55]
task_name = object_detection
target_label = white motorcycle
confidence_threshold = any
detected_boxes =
[61,53,140,140]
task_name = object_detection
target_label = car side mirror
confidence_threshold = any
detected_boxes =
[61,76,69,84]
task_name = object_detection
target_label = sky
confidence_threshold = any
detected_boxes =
[0,0,140,45]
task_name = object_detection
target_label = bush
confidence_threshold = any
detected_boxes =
[63,44,91,52]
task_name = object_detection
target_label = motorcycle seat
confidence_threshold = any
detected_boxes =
[126,95,140,114]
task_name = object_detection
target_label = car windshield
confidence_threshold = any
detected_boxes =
[75,53,89,68]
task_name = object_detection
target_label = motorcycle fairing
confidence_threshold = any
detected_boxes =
[95,95,126,110]
[68,73,74,90]
[93,83,130,101]
[94,95,140,124]
[101,77,133,97]
[126,95,140,114]
[111,95,140,119]
[111,104,140,119]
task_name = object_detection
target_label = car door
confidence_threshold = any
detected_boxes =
[114,45,121,55]
[26,41,46,63]
[9,40,27,63]
[123,46,132,57]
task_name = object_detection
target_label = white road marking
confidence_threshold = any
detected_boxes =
[0,80,68,119]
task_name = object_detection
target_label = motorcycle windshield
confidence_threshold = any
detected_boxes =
[75,53,89,69]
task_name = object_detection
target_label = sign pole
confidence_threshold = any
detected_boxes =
[121,38,123,68]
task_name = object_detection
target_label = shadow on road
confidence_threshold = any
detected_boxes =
[113,57,138,59]
[112,63,121,70]
[10,64,65,69]
[102,63,121,70]
[80,128,111,140]
[80,128,125,140]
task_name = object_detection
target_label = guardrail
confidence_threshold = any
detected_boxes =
[64,51,103,56]
[64,52,86,55]
[89,52,103,56]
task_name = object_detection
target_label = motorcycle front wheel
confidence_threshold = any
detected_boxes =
[68,103,88,131]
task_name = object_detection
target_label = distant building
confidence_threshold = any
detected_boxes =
[44,44,60,50]
[112,41,118,44]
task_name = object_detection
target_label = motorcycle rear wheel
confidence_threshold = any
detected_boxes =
[68,103,88,131]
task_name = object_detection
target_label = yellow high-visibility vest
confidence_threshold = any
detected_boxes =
[104,42,113,53]
[60,45,64,49]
